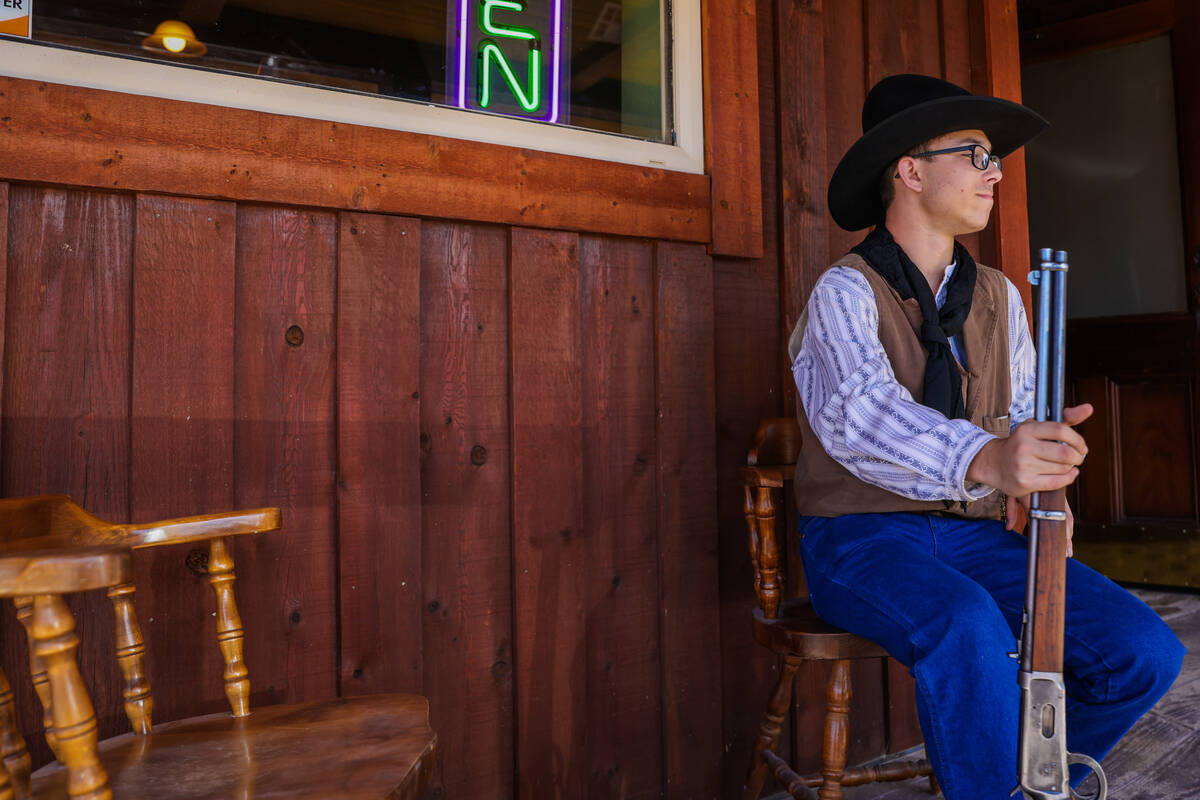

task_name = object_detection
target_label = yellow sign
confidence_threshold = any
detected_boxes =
[0,0,31,39]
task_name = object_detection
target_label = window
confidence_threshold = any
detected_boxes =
[0,0,701,171]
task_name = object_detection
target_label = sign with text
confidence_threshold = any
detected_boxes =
[0,0,31,38]
[447,0,570,123]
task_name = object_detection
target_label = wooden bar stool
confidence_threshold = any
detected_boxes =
[0,495,437,800]
[740,419,936,800]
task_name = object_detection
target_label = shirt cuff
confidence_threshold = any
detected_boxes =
[954,426,998,501]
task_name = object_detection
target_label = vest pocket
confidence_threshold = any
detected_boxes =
[981,414,1011,436]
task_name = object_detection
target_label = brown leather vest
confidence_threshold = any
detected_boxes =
[788,254,1012,519]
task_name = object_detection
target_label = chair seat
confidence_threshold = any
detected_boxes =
[31,694,437,800]
[753,598,889,661]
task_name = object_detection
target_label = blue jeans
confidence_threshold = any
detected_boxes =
[797,512,1185,800]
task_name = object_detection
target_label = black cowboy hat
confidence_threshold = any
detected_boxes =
[827,74,1049,231]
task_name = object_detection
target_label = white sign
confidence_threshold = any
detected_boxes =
[0,0,31,39]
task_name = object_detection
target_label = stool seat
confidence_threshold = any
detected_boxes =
[753,599,889,661]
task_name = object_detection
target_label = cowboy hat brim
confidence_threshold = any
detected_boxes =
[827,94,1049,231]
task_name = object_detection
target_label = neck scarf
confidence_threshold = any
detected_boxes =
[851,225,976,420]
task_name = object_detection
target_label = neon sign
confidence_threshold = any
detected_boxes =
[449,0,569,123]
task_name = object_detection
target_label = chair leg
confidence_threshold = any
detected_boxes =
[818,659,852,800]
[0,666,30,798]
[743,653,804,800]
[32,595,110,800]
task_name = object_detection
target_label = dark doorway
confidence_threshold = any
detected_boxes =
[1019,0,1200,589]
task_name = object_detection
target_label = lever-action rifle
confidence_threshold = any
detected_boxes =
[1015,248,1107,800]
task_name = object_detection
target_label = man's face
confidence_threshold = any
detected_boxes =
[905,129,1002,236]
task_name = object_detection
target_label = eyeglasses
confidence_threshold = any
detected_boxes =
[909,144,1001,172]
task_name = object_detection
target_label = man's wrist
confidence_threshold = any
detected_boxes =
[965,436,1002,490]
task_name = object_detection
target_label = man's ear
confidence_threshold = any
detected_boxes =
[896,156,923,193]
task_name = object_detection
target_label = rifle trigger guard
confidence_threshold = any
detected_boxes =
[1066,752,1107,800]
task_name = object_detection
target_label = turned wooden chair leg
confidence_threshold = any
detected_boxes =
[107,583,153,734]
[818,659,852,800]
[32,594,110,800]
[743,653,804,800]
[14,597,59,763]
[209,538,250,717]
[0,665,31,798]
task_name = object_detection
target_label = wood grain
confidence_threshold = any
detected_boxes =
[336,212,423,697]
[714,0,787,789]
[654,241,722,798]
[976,0,1034,312]
[703,0,764,258]
[234,206,338,708]
[130,193,238,724]
[0,186,133,761]
[419,221,514,800]
[778,0,829,415]
[0,78,711,245]
[824,0,868,262]
[509,227,586,799]
[1116,380,1197,521]
[580,235,663,797]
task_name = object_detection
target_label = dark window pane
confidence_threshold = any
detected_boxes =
[24,0,670,142]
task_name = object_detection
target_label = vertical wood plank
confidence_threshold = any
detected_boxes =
[580,235,663,797]
[715,0,788,791]
[130,194,237,723]
[0,183,6,453]
[825,0,869,262]
[1,186,133,757]
[1176,2,1200,315]
[865,0,943,88]
[704,0,765,257]
[234,206,338,707]
[419,221,514,800]
[779,0,829,415]
[975,0,1035,310]
[336,212,423,696]
[655,241,722,798]
[941,0,983,260]
[509,227,586,799]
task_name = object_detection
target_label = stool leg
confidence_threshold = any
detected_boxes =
[743,653,803,800]
[818,659,851,800]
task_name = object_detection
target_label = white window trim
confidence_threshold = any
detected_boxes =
[0,1,703,173]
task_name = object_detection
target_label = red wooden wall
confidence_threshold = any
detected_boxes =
[0,185,721,798]
[0,1,1028,797]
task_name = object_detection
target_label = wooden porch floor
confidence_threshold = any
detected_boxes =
[842,587,1200,800]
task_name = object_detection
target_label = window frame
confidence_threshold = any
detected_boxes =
[0,0,703,173]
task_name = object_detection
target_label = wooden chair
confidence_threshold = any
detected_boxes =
[741,419,936,800]
[0,495,437,799]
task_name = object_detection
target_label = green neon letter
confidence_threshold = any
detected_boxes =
[481,0,537,41]
[479,41,541,111]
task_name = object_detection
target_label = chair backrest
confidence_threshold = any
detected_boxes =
[741,418,802,620]
[0,496,281,799]
[0,495,280,721]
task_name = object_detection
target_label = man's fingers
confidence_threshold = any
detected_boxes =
[1063,403,1094,426]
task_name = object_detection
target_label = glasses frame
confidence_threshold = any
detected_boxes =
[909,144,1001,172]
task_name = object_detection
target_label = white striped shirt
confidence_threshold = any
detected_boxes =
[792,264,1036,502]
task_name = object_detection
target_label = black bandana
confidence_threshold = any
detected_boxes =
[851,225,976,420]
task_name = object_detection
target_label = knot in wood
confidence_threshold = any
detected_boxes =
[470,445,488,466]
[185,549,210,575]
[285,325,304,347]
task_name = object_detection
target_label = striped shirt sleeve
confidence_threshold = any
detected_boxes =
[791,266,998,502]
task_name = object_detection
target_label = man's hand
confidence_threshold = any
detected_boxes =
[968,403,1093,498]
[1005,493,1075,557]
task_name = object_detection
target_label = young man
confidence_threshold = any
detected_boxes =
[790,74,1185,799]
